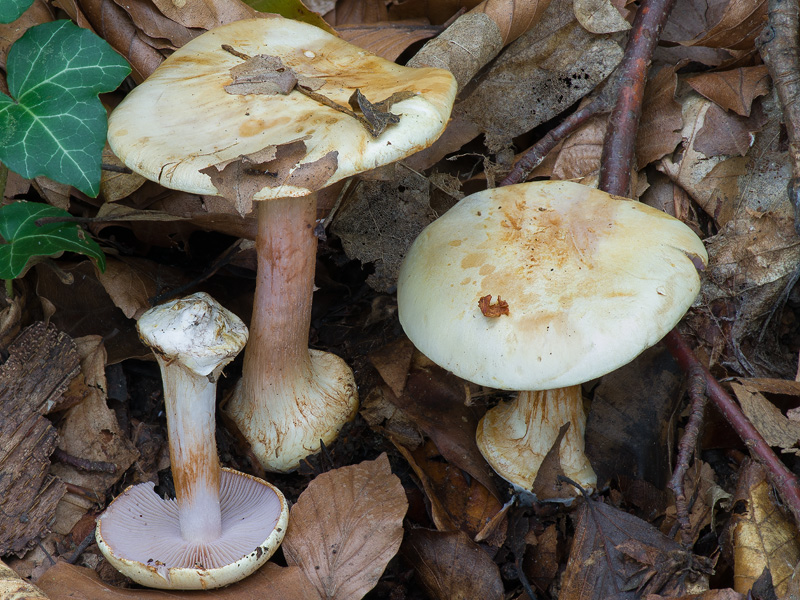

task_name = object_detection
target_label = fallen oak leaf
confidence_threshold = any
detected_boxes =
[282,453,407,600]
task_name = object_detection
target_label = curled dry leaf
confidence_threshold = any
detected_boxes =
[682,0,766,51]
[149,0,260,31]
[573,0,631,34]
[732,381,800,454]
[336,22,440,61]
[49,336,139,535]
[282,454,408,600]
[731,460,800,597]
[455,0,623,150]
[637,66,682,168]
[686,66,770,117]
[400,528,504,600]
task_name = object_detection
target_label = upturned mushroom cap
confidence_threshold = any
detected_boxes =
[397,181,708,390]
[107,17,457,212]
[96,468,288,590]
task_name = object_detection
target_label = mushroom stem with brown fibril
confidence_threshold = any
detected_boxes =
[96,292,290,590]
[225,193,358,473]
[476,386,596,494]
[137,294,248,541]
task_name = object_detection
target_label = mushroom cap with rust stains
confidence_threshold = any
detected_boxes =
[107,17,456,215]
[397,181,708,390]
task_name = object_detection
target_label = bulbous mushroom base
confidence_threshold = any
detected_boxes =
[226,349,358,473]
[476,386,596,500]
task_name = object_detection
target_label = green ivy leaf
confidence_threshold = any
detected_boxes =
[0,0,34,23]
[0,20,131,197]
[0,201,106,279]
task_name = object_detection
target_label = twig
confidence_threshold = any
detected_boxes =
[592,0,800,528]
[667,367,707,547]
[53,448,117,474]
[500,99,607,186]
[664,332,800,527]
[598,0,678,197]
[757,0,800,234]
[62,529,96,564]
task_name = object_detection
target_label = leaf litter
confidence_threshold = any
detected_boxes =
[5,0,800,598]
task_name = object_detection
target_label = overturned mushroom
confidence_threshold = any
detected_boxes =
[107,17,457,472]
[95,293,288,589]
[397,181,707,498]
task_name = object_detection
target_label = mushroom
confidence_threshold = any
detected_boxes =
[106,17,457,472]
[95,292,288,589]
[397,181,707,497]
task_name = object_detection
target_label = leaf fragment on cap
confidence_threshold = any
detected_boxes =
[200,140,338,215]
[478,295,510,317]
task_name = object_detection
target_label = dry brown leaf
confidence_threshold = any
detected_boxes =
[683,0,766,51]
[49,336,139,535]
[111,0,196,48]
[332,169,435,293]
[0,559,49,599]
[95,256,190,320]
[561,496,709,598]
[686,66,770,116]
[470,0,552,46]
[732,381,800,453]
[149,0,260,30]
[638,66,683,167]
[731,460,800,597]
[336,21,439,61]
[693,103,763,158]
[657,93,745,226]
[573,0,631,34]
[645,590,745,600]
[326,0,387,24]
[36,560,318,599]
[100,143,148,202]
[72,0,166,82]
[400,439,506,545]
[282,454,407,600]
[359,385,424,448]
[401,528,504,600]
[551,113,606,182]
[384,364,501,499]
[368,337,415,397]
[455,0,622,151]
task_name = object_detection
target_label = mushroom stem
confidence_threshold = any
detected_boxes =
[245,194,317,381]
[476,385,597,495]
[159,360,222,542]
[229,194,358,472]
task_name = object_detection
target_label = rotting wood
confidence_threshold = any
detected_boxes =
[0,322,79,556]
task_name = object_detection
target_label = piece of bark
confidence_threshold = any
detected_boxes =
[0,322,78,556]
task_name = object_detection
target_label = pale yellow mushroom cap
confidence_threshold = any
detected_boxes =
[397,181,708,390]
[107,17,457,214]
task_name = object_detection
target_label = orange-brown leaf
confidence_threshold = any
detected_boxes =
[282,454,408,600]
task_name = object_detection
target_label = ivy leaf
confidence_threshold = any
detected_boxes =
[0,202,106,279]
[0,20,131,197]
[0,0,34,23]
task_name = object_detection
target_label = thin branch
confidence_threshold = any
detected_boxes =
[598,0,677,197]
[667,368,707,547]
[594,0,800,527]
